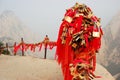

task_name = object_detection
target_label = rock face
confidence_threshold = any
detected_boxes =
[0,55,115,80]
[97,11,120,80]
[114,73,120,80]
[94,63,115,80]
[0,10,40,45]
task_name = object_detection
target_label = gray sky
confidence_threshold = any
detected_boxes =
[0,0,120,41]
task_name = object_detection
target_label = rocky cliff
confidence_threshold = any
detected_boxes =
[97,11,120,80]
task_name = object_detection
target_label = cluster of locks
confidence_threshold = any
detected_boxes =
[56,2,103,80]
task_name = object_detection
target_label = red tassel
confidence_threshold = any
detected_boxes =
[39,43,42,51]
[72,15,83,32]
[14,43,22,54]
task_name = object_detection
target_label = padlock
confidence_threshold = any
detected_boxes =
[93,31,100,37]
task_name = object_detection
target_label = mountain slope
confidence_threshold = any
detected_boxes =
[97,11,120,79]
[114,73,120,80]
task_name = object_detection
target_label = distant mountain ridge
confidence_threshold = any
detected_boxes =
[97,11,120,80]
[0,10,41,44]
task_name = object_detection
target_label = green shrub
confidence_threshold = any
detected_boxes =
[0,41,10,55]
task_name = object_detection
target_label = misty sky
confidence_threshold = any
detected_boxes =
[0,0,120,41]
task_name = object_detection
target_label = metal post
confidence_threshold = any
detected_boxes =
[14,42,16,56]
[43,35,49,59]
[44,44,47,59]
[6,43,8,55]
[21,38,24,56]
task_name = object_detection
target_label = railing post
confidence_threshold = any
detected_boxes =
[6,43,8,54]
[44,43,47,59]
[43,35,49,59]
[14,42,16,56]
[21,38,24,56]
